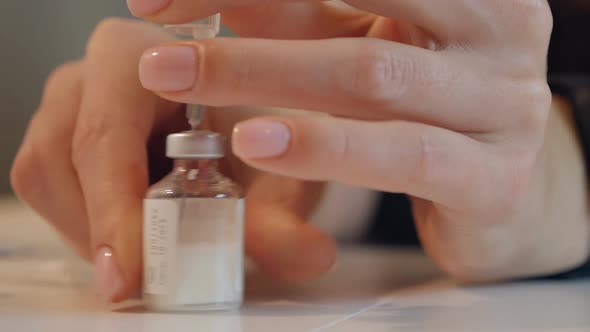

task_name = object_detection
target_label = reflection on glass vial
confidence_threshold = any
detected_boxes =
[143,130,244,312]
[163,13,221,39]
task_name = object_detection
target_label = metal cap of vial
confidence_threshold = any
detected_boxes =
[166,130,225,159]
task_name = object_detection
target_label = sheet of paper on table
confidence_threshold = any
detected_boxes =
[1,198,589,332]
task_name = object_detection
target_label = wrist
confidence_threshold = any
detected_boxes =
[469,96,590,282]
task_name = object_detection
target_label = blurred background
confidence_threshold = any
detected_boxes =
[0,2,130,194]
[0,1,233,195]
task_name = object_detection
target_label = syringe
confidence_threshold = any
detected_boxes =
[163,14,221,130]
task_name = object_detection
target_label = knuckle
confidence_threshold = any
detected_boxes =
[12,112,76,204]
[86,17,144,56]
[11,147,38,203]
[348,40,413,106]
[513,81,552,136]
[332,124,352,166]
[508,0,551,15]
[11,120,47,203]
[412,130,439,188]
[503,0,553,36]
[513,0,553,25]
[532,6,553,34]
[41,62,82,106]
[71,115,108,168]
[45,62,80,90]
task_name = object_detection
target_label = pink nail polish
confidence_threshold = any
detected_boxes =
[95,246,124,302]
[127,0,172,17]
[232,120,291,159]
[139,46,197,92]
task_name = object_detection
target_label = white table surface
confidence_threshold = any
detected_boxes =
[1,197,589,332]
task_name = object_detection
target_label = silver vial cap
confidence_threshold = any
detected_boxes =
[166,130,225,159]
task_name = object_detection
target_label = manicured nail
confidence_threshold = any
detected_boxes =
[139,46,197,92]
[94,246,124,302]
[233,120,291,159]
[127,0,172,17]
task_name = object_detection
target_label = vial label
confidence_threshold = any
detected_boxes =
[143,198,245,305]
[143,199,179,295]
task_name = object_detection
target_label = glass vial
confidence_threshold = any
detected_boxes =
[143,130,244,312]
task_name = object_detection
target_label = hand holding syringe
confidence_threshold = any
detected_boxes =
[163,14,221,129]
[9,0,560,304]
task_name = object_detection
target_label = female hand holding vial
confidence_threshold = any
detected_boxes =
[12,19,334,303]
[11,0,590,305]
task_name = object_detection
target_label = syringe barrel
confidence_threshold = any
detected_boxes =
[163,14,221,39]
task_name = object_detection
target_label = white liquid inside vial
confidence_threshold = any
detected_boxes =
[175,243,243,305]
[143,198,244,311]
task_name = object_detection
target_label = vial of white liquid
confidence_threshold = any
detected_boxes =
[143,130,244,312]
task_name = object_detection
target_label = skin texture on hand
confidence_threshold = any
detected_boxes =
[419,98,590,282]
[10,0,590,302]
[131,0,590,278]
[10,21,335,302]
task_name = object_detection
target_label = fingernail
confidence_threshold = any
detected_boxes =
[233,120,291,159]
[139,46,197,92]
[127,0,172,17]
[94,246,124,302]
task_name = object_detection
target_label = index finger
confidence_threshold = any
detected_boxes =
[72,19,178,302]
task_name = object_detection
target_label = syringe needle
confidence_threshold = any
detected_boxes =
[163,14,221,130]
[186,104,205,130]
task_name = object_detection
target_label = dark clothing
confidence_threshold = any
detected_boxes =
[366,4,590,278]
[549,5,590,75]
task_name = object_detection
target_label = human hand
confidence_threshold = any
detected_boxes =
[130,0,589,281]
[11,20,335,302]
